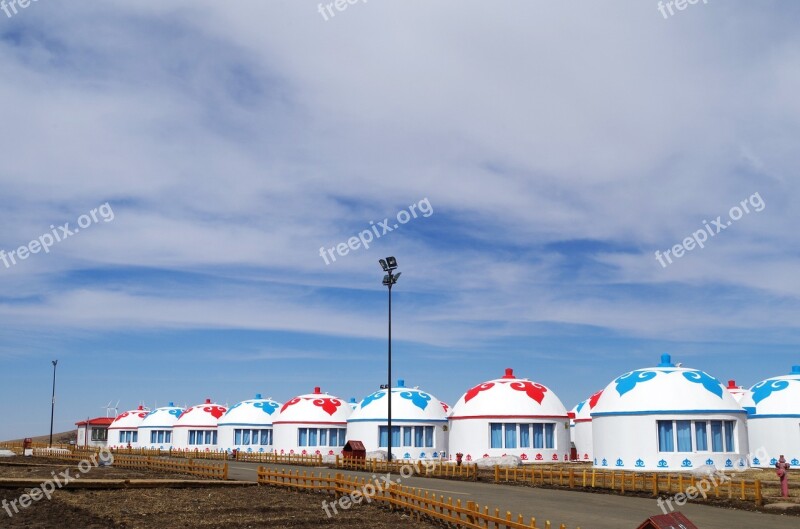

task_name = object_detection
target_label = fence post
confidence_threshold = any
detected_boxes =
[754,480,762,506]
[223,463,228,480]
[568,468,574,488]
[494,465,499,483]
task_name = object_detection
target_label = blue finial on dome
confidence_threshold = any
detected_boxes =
[350,397,357,403]
[397,379,405,387]
[255,393,262,399]
[792,365,800,375]
[658,354,674,367]
[168,402,174,407]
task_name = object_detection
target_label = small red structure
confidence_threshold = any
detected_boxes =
[343,440,366,460]
[636,513,698,529]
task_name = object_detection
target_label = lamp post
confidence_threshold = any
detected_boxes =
[49,360,58,448]
[379,257,401,462]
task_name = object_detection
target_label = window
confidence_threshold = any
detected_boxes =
[150,430,169,444]
[319,429,327,446]
[299,428,346,447]
[657,421,674,452]
[119,430,138,444]
[724,421,735,452]
[519,424,530,448]
[491,423,554,449]
[710,421,723,452]
[490,424,503,449]
[379,426,434,448]
[676,421,692,452]
[694,422,707,451]
[234,429,273,446]
[504,423,517,449]
[657,420,736,453]
[189,430,217,446]
[90,428,108,441]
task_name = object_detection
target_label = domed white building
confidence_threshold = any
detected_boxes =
[108,406,150,448]
[172,399,227,451]
[591,354,749,471]
[347,380,449,461]
[137,403,184,449]
[273,387,351,456]
[569,390,602,462]
[448,368,570,464]
[218,394,281,453]
[740,366,800,468]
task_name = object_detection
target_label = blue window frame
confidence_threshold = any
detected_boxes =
[657,421,674,452]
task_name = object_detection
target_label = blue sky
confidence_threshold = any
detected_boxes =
[1,1,799,440]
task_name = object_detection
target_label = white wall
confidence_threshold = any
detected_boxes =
[592,414,749,471]
[346,421,448,460]
[746,417,800,468]
[448,419,570,463]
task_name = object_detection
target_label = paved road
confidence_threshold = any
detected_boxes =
[227,462,797,529]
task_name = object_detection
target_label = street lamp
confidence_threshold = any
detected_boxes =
[379,257,400,462]
[49,360,58,448]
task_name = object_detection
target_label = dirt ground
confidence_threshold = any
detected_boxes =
[0,458,437,528]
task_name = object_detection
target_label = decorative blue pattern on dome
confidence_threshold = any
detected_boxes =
[399,391,431,410]
[681,459,692,468]
[615,458,624,467]
[601,458,608,467]
[705,458,714,466]
[615,370,658,396]
[770,458,778,465]
[658,459,668,468]
[751,379,790,404]
[360,391,385,409]
[404,452,411,459]
[254,401,279,415]
[752,457,760,465]
[576,400,586,414]
[225,403,242,415]
[419,452,426,458]
[682,371,723,398]
[635,459,644,468]
[724,459,733,468]
[168,408,182,419]
[792,458,799,466]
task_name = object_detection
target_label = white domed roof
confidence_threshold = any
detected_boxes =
[139,403,184,428]
[450,368,568,419]
[348,380,448,422]
[109,406,150,429]
[274,387,351,424]
[741,366,800,417]
[591,355,743,416]
[174,399,227,428]
[571,390,604,422]
[218,394,281,426]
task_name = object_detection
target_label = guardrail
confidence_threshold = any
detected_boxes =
[236,452,323,465]
[113,455,228,480]
[258,467,578,529]
[494,466,763,506]
[335,456,478,480]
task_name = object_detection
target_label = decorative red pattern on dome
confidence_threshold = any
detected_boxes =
[313,398,342,416]
[551,454,559,461]
[464,382,495,403]
[509,381,547,404]
[520,453,528,461]
[281,398,301,413]
[203,405,226,419]
[588,389,604,409]
[441,402,449,413]
[178,407,192,419]
[535,453,543,461]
